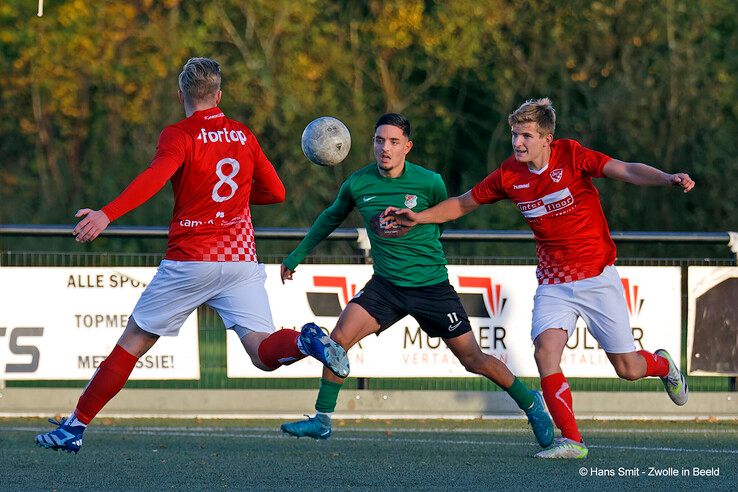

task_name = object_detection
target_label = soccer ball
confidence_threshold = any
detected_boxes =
[301,116,351,167]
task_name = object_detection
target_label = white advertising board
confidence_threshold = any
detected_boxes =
[226,265,681,378]
[0,268,199,380]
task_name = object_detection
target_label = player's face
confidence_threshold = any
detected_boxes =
[373,125,413,177]
[511,122,552,165]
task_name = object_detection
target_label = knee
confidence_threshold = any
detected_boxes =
[329,328,350,350]
[534,344,557,366]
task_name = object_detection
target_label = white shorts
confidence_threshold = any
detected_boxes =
[531,265,636,353]
[131,260,275,338]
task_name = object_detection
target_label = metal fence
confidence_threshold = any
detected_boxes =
[1,225,736,393]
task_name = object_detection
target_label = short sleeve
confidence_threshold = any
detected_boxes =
[470,168,506,204]
[432,173,448,206]
[572,141,611,178]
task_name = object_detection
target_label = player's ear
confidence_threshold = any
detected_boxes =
[405,139,413,154]
[177,89,184,104]
[215,90,222,105]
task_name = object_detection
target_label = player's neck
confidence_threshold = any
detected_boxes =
[526,148,551,171]
[184,102,218,118]
[377,161,406,179]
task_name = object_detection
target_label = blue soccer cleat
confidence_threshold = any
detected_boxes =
[281,414,332,440]
[300,322,350,378]
[35,416,85,454]
[524,391,554,448]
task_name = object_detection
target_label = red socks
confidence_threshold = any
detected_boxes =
[638,350,670,377]
[74,344,138,424]
[257,329,306,370]
[541,372,582,443]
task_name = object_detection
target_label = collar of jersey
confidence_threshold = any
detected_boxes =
[527,162,549,175]
[192,106,225,119]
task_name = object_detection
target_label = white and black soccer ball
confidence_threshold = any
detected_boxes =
[301,116,351,167]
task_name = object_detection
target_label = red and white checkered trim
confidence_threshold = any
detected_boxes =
[200,219,256,262]
[536,264,589,285]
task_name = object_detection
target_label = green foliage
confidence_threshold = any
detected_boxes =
[1,0,736,253]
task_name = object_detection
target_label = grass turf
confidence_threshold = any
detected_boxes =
[3,418,736,491]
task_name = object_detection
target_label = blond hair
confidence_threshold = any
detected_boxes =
[178,57,221,104]
[508,98,556,136]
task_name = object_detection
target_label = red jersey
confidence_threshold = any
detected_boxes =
[102,107,285,262]
[471,139,615,285]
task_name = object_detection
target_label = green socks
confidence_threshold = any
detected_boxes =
[315,378,343,413]
[506,377,535,410]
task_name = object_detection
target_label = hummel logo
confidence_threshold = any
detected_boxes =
[448,321,463,331]
[363,196,377,202]
[513,183,530,189]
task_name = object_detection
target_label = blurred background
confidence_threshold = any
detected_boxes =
[1,0,736,258]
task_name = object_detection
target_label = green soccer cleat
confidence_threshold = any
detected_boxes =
[535,437,588,459]
[655,349,688,406]
[281,413,332,440]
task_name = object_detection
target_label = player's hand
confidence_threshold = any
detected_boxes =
[382,207,418,228]
[670,173,695,193]
[72,209,110,243]
[280,263,295,284]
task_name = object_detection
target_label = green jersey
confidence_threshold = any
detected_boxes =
[284,161,449,287]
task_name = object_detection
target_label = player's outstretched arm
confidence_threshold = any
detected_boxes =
[384,191,481,227]
[73,208,111,243]
[603,159,695,193]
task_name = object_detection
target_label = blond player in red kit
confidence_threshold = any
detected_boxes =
[385,98,693,459]
[35,58,349,453]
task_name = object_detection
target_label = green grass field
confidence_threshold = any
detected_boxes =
[2,418,736,491]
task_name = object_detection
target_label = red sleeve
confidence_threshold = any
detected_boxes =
[248,134,285,205]
[470,167,506,204]
[101,126,185,222]
[571,140,611,178]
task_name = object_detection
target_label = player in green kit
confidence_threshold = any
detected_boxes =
[280,113,553,447]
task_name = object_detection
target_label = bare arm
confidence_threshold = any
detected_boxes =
[385,190,481,227]
[603,159,695,192]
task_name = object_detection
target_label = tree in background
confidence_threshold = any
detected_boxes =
[1,0,735,254]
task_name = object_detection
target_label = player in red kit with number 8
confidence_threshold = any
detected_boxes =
[35,57,349,453]
[386,98,693,459]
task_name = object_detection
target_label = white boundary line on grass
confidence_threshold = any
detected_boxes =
[8,425,738,435]
[11,426,738,455]
[3,412,737,421]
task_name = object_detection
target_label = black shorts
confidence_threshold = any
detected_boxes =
[349,275,472,339]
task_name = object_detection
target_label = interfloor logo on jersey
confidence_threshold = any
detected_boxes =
[305,276,358,317]
[456,276,507,319]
